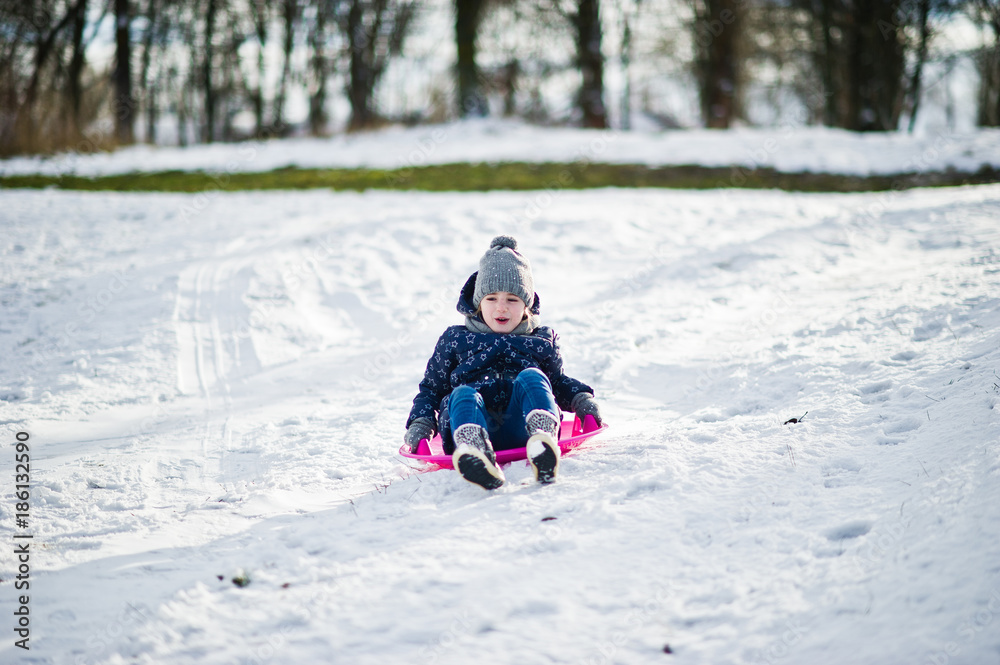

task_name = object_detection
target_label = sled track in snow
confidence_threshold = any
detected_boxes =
[172,257,265,493]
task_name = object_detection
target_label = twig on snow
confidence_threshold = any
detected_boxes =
[783,411,808,425]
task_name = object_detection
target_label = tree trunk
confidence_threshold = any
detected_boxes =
[810,0,907,131]
[980,43,1000,126]
[978,9,1000,127]
[220,27,241,142]
[309,1,328,136]
[0,19,25,154]
[818,0,838,126]
[695,0,740,128]
[346,0,373,130]
[620,11,631,130]
[455,0,487,117]
[852,0,905,131]
[114,0,134,144]
[249,0,269,136]
[502,59,519,117]
[202,0,217,143]
[906,0,931,133]
[844,3,865,130]
[68,0,89,140]
[575,0,607,128]
[139,0,158,143]
[178,72,189,147]
[873,0,906,130]
[274,0,297,132]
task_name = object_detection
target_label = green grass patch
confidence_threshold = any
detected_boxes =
[2,161,998,193]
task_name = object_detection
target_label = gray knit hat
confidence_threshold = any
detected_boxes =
[473,235,534,309]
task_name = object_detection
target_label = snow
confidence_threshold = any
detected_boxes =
[1,179,1000,664]
[2,119,1000,178]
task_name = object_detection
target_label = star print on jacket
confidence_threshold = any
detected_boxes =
[405,324,594,431]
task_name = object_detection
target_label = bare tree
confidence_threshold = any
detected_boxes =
[972,0,1000,126]
[0,2,32,148]
[248,0,272,136]
[19,0,85,150]
[137,0,177,144]
[273,0,298,132]
[792,0,910,131]
[855,1,908,130]
[618,0,637,130]
[339,0,416,131]
[177,11,196,146]
[542,0,608,128]
[114,0,135,144]
[308,0,335,135]
[456,0,489,116]
[904,0,931,132]
[67,0,89,139]
[575,0,607,127]
[138,0,158,143]
[202,0,219,142]
[219,10,248,140]
[691,0,742,128]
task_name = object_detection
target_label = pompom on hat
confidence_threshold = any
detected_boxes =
[473,235,534,309]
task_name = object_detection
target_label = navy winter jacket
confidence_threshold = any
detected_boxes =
[406,273,594,432]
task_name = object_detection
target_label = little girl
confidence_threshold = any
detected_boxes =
[404,236,602,490]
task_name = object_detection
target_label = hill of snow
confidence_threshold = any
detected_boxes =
[1,182,999,664]
[2,120,1000,179]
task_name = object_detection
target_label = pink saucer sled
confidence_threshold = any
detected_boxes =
[398,415,607,471]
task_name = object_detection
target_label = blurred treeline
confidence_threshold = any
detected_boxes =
[0,0,998,156]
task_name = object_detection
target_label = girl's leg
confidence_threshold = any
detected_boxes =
[495,368,559,450]
[448,385,505,490]
[498,368,561,483]
[443,385,490,455]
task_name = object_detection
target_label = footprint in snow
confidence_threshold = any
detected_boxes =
[814,521,875,558]
[858,380,893,404]
[693,410,727,423]
[912,321,944,342]
[825,520,873,541]
[822,458,862,488]
[876,415,923,445]
[859,380,892,395]
[882,417,922,435]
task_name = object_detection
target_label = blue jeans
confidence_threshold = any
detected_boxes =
[443,368,559,454]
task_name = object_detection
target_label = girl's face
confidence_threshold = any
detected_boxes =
[479,292,527,333]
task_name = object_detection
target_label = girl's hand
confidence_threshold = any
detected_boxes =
[404,419,435,453]
[571,392,602,426]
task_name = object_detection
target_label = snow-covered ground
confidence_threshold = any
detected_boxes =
[1,181,999,664]
[2,119,1000,179]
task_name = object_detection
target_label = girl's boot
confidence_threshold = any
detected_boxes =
[452,423,505,490]
[525,410,560,484]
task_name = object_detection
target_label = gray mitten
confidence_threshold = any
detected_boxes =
[404,418,435,453]
[571,392,602,426]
